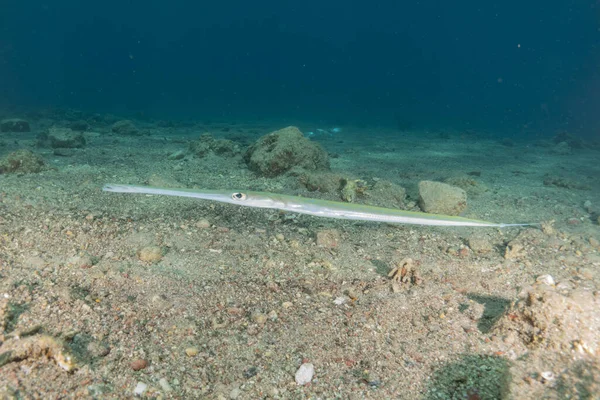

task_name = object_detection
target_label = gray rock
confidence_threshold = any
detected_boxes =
[48,127,86,148]
[468,235,493,254]
[111,120,141,136]
[68,120,89,131]
[53,148,75,157]
[1,118,30,132]
[552,141,571,155]
[418,180,467,216]
[244,126,329,176]
[0,149,46,174]
[295,363,315,385]
[188,133,239,158]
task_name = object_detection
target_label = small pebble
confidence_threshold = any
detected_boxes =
[130,359,148,371]
[196,219,211,228]
[159,378,172,392]
[138,246,163,263]
[229,388,241,399]
[346,288,359,300]
[541,371,554,383]
[185,347,199,357]
[316,229,340,248]
[168,150,185,160]
[578,267,594,280]
[295,363,315,385]
[87,341,110,357]
[251,312,268,325]
[467,236,492,254]
[333,296,347,305]
[536,274,555,286]
[243,366,258,378]
[133,382,148,396]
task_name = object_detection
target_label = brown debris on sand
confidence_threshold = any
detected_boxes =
[0,334,77,372]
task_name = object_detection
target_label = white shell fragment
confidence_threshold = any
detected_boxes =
[333,296,347,305]
[541,371,554,383]
[295,363,315,385]
[536,274,555,286]
[133,382,148,396]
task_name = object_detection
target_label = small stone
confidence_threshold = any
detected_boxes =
[130,359,148,371]
[541,371,554,383]
[251,312,268,325]
[418,180,467,216]
[266,281,280,292]
[229,388,241,399]
[133,382,148,396]
[504,242,525,259]
[196,219,211,229]
[138,246,163,263]
[53,148,75,157]
[282,301,293,309]
[333,296,347,305]
[1,118,30,132]
[87,341,110,357]
[87,384,111,397]
[159,378,172,392]
[536,274,555,286]
[316,229,340,248]
[346,288,359,300]
[0,149,46,174]
[295,363,315,385]
[168,150,186,160]
[243,366,258,378]
[71,254,95,269]
[244,126,329,176]
[185,347,199,357]
[578,267,594,280]
[68,120,89,131]
[467,236,493,254]
[47,127,86,148]
[112,120,140,136]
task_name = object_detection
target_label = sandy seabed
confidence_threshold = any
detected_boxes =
[1,119,599,399]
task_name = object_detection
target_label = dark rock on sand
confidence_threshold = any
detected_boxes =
[112,120,141,136]
[0,149,46,174]
[244,126,329,177]
[47,127,86,148]
[1,118,30,133]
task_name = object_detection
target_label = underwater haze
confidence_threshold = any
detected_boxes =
[1,0,599,135]
[1,1,600,399]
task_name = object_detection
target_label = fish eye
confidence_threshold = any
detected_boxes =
[231,192,247,201]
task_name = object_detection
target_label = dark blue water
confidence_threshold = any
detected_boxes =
[1,0,598,136]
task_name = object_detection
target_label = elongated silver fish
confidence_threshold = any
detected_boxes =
[103,184,538,228]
